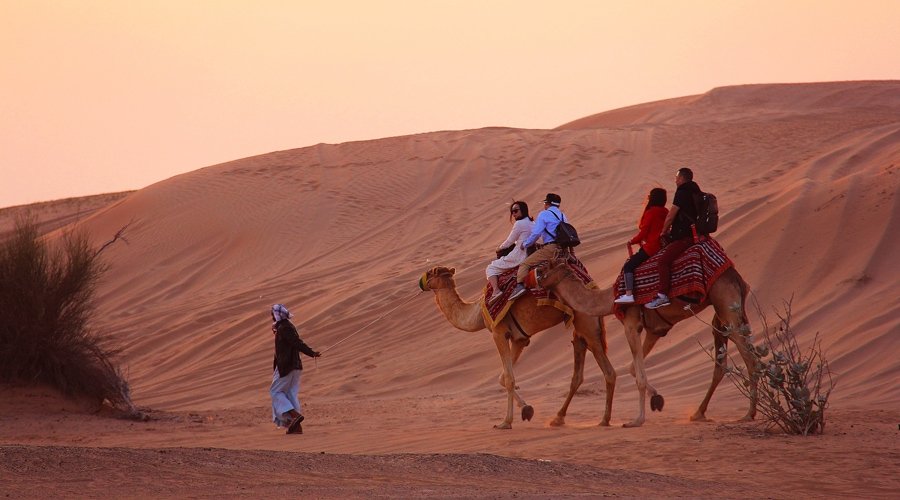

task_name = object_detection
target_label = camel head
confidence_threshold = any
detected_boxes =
[419,266,457,291]
[535,258,573,289]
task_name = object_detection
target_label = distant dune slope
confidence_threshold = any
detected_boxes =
[27,81,900,413]
[0,192,132,239]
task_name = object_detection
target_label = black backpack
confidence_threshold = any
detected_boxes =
[547,210,581,248]
[692,191,719,235]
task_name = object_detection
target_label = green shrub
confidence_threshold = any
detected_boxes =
[0,216,133,411]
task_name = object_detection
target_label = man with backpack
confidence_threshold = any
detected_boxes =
[508,193,573,301]
[645,167,705,309]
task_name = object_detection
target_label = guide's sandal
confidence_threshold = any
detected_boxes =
[286,414,305,434]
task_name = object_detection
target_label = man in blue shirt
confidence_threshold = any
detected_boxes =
[508,193,568,300]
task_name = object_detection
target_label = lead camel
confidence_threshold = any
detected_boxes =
[419,266,616,429]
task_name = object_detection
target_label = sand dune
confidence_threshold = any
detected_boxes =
[0,191,132,239]
[2,81,899,497]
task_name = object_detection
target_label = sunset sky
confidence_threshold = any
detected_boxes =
[2,0,899,207]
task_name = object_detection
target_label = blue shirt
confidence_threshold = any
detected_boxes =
[523,206,567,247]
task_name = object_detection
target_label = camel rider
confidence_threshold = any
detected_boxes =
[645,167,702,309]
[509,193,568,301]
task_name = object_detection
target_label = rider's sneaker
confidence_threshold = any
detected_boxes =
[645,294,670,309]
[614,294,635,304]
[508,284,528,301]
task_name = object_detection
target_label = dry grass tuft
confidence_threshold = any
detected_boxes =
[708,296,834,435]
[0,216,134,413]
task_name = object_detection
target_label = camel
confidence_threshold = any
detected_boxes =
[419,266,616,429]
[535,259,757,427]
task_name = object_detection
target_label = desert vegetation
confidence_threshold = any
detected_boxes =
[705,297,834,435]
[0,216,134,412]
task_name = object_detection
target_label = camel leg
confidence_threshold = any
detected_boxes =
[491,328,517,429]
[727,318,758,421]
[509,336,534,420]
[577,313,616,426]
[628,329,662,405]
[622,308,647,428]
[494,328,534,421]
[551,334,587,427]
[587,337,616,427]
[558,316,617,427]
[692,320,727,422]
[496,334,528,390]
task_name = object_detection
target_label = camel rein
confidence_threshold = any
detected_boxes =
[318,288,426,354]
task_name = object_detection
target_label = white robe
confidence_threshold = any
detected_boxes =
[270,368,302,427]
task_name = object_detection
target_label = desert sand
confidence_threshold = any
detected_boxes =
[2,81,899,498]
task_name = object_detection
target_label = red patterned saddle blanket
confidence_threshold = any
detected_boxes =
[483,254,594,330]
[613,238,733,320]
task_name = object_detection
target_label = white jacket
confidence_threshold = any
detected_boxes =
[487,218,535,275]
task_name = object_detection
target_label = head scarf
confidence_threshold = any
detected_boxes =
[271,304,293,333]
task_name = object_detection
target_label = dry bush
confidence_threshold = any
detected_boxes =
[0,216,134,412]
[708,296,834,435]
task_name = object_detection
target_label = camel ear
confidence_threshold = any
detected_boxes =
[449,267,456,275]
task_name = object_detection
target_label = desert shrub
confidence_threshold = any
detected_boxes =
[0,216,133,411]
[709,297,834,435]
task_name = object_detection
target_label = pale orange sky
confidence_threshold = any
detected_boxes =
[2,0,899,207]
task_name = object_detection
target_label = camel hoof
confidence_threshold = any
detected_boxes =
[690,413,712,422]
[598,420,611,427]
[622,420,644,428]
[493,422,512,430]
[650,394,665,412]
[521,405,534,421]
[739,414,755,422]
[549,416,565,427]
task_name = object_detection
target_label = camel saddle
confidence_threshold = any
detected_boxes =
[613,237,733,320]
[483,254,594,330]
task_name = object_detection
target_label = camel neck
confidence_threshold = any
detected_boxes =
[433,286,485,332]
[553,277,615,317]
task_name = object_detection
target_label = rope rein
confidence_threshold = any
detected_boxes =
[312,234,524,358]
[318,288,426,354]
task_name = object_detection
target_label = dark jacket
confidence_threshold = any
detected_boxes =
[670,180,702,240]
[272,319,318,375]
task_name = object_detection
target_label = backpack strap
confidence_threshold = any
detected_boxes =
[678,190,702,227]
[545,208,565,239]
[688,190,707,242]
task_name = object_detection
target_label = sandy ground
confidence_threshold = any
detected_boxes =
[2,81,899,498]
[1,386,898,498]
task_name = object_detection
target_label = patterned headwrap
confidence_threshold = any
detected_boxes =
[271,304,293,333]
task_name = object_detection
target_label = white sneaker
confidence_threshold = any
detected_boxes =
[488,291,503,304]
[614,294,635,304]
[645,294,670,309]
